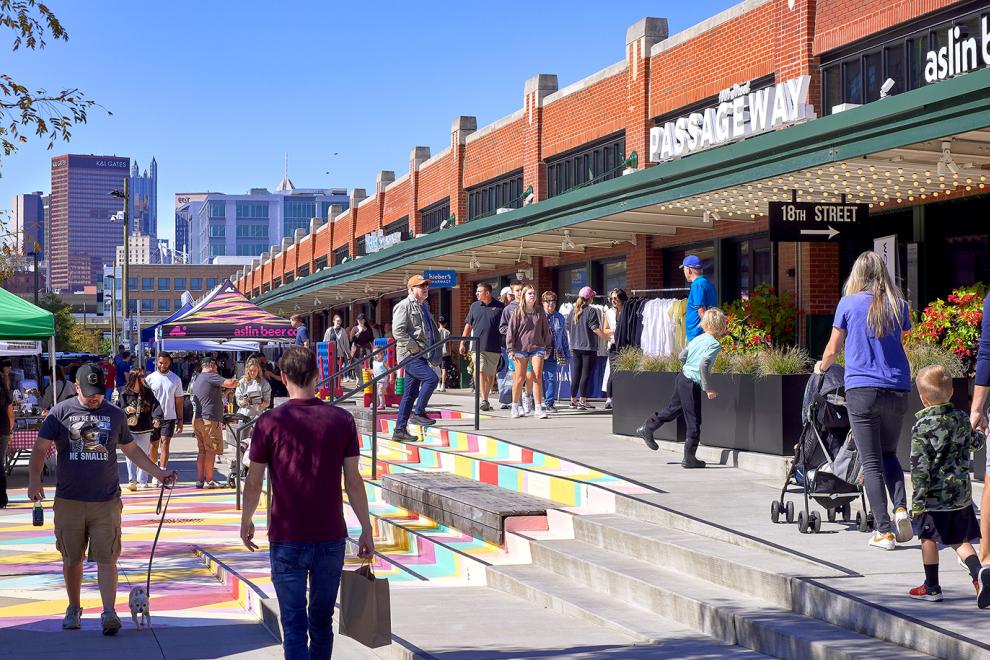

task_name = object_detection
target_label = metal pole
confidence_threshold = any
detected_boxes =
[371,383,378,481]
[474,338,480,431]
[109,275,117,349]
[121,177,130,349]
[32,251,39,305]
[235,425,242,510]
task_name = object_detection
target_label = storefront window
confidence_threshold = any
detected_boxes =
[556,264,589,295]
[664,244,715,291]
[601,259,627,293]
[864,51,882,102]
[843,59,862,105]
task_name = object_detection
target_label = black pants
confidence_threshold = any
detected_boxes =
[845,387,908,535]
[644,373,703,456]
[571,350,597,399]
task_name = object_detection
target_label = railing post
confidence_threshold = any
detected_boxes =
[371,382,379,481]
[235,425,243,510]
[474,337,481,431]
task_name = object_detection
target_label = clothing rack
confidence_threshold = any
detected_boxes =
[562,293,607,300]
[630,287,689,296]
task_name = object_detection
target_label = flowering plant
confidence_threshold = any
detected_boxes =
[720,284,798,351]
[905,283,986,373]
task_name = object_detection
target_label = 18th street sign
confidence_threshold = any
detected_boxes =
[768,201,870,242]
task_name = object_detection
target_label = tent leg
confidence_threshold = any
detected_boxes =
[49,337,56,398]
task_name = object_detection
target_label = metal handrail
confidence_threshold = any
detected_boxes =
[232,334,482,509]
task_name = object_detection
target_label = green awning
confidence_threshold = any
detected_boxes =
[0,287,55,340]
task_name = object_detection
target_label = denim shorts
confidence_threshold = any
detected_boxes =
[513,349,545,359]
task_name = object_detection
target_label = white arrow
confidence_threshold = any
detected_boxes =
[800,226,839,240]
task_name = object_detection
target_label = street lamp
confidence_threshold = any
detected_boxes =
[109,180,129,347]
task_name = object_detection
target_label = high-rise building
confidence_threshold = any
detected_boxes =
[10,192,45,255]
[115,233,156,267]
[130,157,157,238]
[175,192,208,264]
[49,154,130,291]
[191,186,348,264]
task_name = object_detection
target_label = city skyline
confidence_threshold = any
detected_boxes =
[0,0,729,251]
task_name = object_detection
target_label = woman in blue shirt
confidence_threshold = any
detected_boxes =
[816,251,912,551]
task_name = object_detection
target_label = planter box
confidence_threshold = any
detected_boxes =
[612,371,810,456]
[895,378,971,472]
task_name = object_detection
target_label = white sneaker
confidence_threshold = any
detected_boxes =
[510,404,521,419]
[206,480,219,489]
[137,482,150,491]
[536,404,547,419]
[522,396,533,416]
[893,508,913,543]
[868,531,896,550]
[127,480,137,492]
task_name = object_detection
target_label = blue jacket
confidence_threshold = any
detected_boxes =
[546,311,570,361]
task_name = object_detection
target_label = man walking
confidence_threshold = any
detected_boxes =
[192,357,237,488]
[145,352,184,474]
[290,314,310,349]
[113,347,131,393]
[681,255,718,341]
[28,364,176,635]
[392,275,440,441]
[542,291,570,411]
[460,282,504,411]
[240,346,374,659]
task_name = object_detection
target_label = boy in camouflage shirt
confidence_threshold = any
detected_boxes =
[908,366,986,604]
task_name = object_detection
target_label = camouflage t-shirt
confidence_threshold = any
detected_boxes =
[39,398,133,502]
[910,403,986,513]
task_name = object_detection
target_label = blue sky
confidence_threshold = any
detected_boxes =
[1,0,736,243]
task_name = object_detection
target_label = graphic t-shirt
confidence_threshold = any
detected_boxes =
[145,370,183,421]
[192,372,227,422]
[249,398,360,542]
[39,398,133,502]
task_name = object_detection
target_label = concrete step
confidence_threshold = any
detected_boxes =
[488,563,766,656]
[526,537,931,660]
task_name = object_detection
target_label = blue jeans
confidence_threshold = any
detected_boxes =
[543,360,559,406]
[270,539,347,660]
[396,356,438,431]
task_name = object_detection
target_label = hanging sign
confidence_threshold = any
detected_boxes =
[366,228,401,254]
[649,76,814,163]
[768,201,870,242]
[874,235,897,282]
[423,270,456,287]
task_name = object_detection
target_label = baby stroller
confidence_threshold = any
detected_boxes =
[770,364,871,534]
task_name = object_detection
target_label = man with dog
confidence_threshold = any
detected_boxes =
[240,345,374,659]
[28,363,177,636]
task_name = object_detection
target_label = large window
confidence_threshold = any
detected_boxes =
[158,298,170,312]
[724,236,772,301]
[297,264,310,278]
[356,235,367,256]
[383,216,410,241]
[128,277,137,290]
[158,277,169,290]
[141,299,153,312]
[236,223,268,238]
[206,278,218,289]
[190,277,202,291]
[420,198,450,234]
[556,264,589,294]
[601,259,627,294]
[141,277,154,291]
[236,201,269,219]
[284,198,316,238]
[664,243,715,292]
[333,246,349,265]
[314,256,328,271]
[210,244,226,257]
[173,277,185,290]
[236,243,266,256]
[209,200,225,217]
[209,223,226,238]
[467,170,524,220]
[547,133,625,198]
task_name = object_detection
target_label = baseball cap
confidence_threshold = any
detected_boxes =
[680,255,703,269]
[408,274,430,288]
[578,285,597,300]
[500,286,512,298]
[75,363,105,397]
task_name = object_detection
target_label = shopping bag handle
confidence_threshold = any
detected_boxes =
[355,559,376,580]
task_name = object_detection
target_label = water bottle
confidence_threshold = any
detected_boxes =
[32,501,43,527]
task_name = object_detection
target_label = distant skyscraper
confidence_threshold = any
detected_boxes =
[49,154,130,291]
[130,157,157,237]
[10,192,45,255]
[175,193,208,264]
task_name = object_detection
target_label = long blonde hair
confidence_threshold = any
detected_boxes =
[241,357,262,385]
[516,284,538,320]
[843,251,905,337]
[574,295,588,320]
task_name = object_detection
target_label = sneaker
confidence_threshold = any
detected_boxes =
[522,396,533,415]
[195,480,205,489]
[637,425,659,451]
[101,610,122,636]
[392,428,417,441]
[499,403,511,410]
[569,400,579,409]
[536,405,548,419]
[480,400,492,412]
[127,480,137,492]
[545,402,557,412]
[510,404,521,419]
[410,413,435,427]
[206,480,219,489]
[578,402,595,410]
[138,482,150,491]
[604,399,613,410]
[681,455,707,469]
[62,605,82,630]
[868,531,896,550]
[893,507,913,543]
[978,565,990,609]
[909,583,943,602]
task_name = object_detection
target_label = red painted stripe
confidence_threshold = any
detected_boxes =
[479,460,498,485]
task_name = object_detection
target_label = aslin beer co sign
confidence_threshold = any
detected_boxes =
[925,14,990,82]
[768,201,870,243]
[649,76,813,163]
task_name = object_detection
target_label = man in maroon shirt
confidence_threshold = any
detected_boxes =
[240,346,374,659]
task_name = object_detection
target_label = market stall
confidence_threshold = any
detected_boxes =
[156,281,296,345]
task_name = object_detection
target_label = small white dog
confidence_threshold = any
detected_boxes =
[128,585,151,628]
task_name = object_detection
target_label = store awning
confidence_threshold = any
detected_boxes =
[253,66,990,312]
[158,280,296,343]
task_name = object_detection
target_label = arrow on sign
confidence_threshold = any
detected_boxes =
[800,226,840,240]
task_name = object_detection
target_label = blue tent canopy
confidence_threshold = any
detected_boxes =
[141,303,192,344]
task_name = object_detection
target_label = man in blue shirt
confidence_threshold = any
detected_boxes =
[290,314,310,349]
[113,347,131,390]
[682,255,718,341]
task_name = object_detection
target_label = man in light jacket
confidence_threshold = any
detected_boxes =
[391,275,440,441]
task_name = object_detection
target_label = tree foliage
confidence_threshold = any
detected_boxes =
[37,291,75,350]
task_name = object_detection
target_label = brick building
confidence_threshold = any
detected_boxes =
[235,0,990,353]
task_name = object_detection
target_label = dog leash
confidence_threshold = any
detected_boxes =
[146,479,174,595]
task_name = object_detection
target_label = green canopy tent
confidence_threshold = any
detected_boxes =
[0,287,57,393]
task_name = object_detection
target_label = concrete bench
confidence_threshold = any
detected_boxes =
[381,472,552,545]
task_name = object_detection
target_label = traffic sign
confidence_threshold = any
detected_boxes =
[768,201,870,242]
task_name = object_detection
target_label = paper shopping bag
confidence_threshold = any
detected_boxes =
[339,563,391,648]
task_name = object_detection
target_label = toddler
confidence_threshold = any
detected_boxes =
[908,365,986,604]
[372,357,387,409]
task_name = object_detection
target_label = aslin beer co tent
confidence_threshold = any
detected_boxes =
[0,287,57,388]
[156,280,297,344]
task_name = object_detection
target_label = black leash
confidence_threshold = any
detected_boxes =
[146,479,174,595]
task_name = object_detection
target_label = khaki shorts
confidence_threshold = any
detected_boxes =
[479,351,501,376]
[194,418,224,455]
[53,497,123,565]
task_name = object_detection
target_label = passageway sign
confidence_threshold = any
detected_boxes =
[768,201,870,242]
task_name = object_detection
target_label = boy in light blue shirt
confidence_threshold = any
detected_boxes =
[637,308,728,468]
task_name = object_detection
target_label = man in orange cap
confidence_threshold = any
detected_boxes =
[391,275,441,440]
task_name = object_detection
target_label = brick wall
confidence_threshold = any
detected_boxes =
[416,152,455,210]
[463,118,525,188]
[542,69,628,158]
[813,0,963,54]
[382,178,411,225]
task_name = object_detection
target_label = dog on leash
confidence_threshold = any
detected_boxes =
[128,585,151,628]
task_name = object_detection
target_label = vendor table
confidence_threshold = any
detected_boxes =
[5,417,55,475]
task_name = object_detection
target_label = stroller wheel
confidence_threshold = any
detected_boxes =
[797,510,809,534]
[856,511,869,533]
[810,511,822,533]
[827,507,836,523]
[771,500,781,524]
[785,501,795,524]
